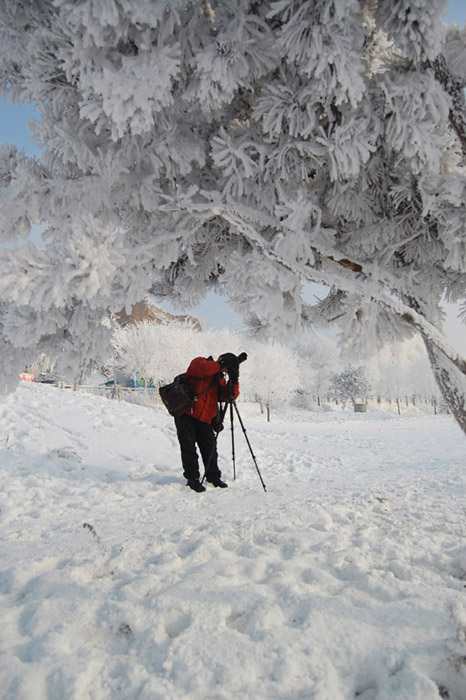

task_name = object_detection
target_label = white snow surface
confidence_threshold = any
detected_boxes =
[1,383,466,700]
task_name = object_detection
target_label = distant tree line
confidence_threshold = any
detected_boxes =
[101,319,441,420]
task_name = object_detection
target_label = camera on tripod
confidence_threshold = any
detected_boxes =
[219,352,247,385]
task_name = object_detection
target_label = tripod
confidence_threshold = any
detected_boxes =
[202,378,267,492]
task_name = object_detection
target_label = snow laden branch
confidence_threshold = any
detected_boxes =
[211,201,466,372]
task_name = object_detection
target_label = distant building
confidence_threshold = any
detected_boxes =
[114,300,201,331]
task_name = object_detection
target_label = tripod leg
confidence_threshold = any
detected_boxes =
[229,400,236,480]
[232,401,267,492]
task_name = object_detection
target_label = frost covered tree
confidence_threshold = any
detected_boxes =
[243,340,300,419]
[110,320,246,387]
[329,365,372,409]
[28,352,57,382]
[0,1,466,433]
[294,332,339,407]
[110,319,162,386]
[368,336,440,405]
[405,355,440,403]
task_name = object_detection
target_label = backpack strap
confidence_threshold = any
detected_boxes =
[183,374,218,401]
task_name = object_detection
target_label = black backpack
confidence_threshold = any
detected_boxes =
[159,374,215,417]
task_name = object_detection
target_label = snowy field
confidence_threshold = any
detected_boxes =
[1,382,466,700]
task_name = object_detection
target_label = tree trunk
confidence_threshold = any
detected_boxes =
[423,338,466,435]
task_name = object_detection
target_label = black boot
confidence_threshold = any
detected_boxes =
[187,479,206,492]
[207,478,228,488]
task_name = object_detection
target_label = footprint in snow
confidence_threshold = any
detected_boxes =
[48,447,83,471]
[49,447,82,462]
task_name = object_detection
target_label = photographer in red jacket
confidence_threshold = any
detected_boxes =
[175,353,241,492]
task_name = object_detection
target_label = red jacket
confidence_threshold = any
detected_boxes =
[184,356,240,423]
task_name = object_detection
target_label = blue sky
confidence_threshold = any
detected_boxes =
[0,2,465,350]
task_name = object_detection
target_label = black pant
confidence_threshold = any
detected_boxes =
[174,414,222,482]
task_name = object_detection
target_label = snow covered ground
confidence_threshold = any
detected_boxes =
[1,382,466,700]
